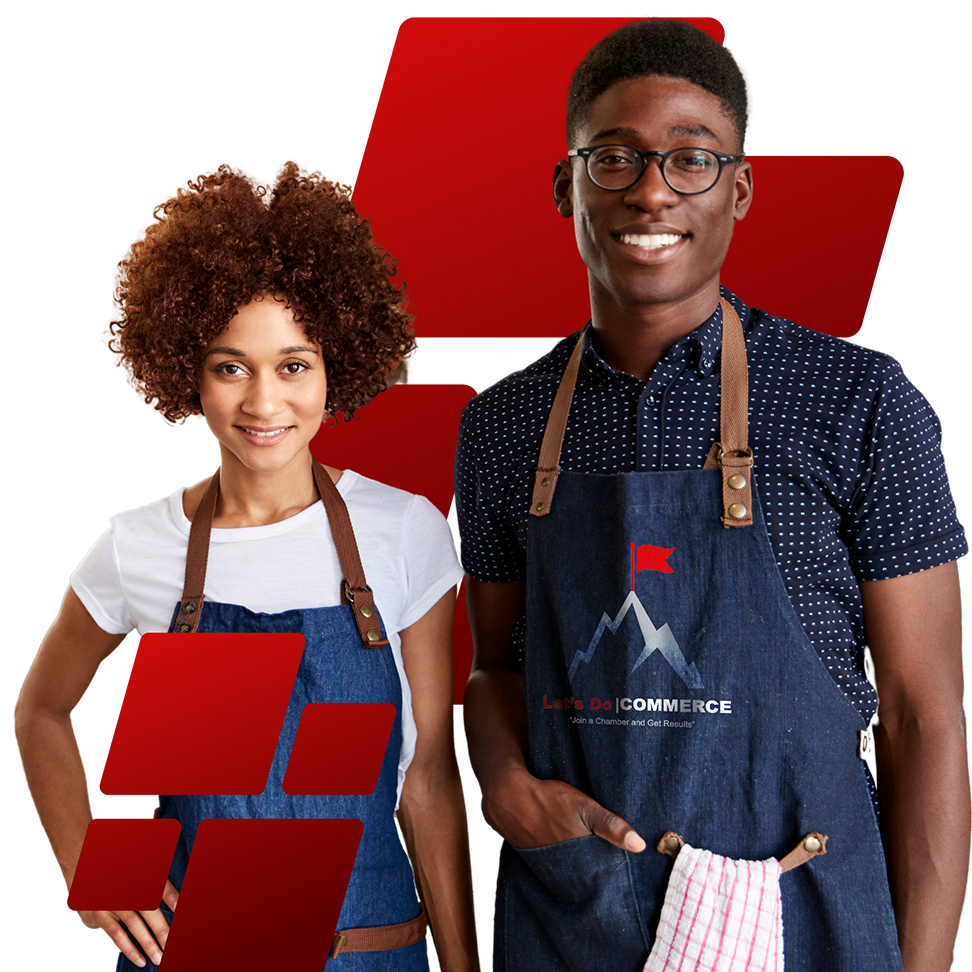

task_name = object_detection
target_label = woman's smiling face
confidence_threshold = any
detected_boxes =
[199,297,328,475]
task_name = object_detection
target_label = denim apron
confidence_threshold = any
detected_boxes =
[495,301,902,972]
[119,460,427,971]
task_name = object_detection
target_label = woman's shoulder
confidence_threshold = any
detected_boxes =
[339,470,455,557]
[339,470,441,521]
[108,488,191,542]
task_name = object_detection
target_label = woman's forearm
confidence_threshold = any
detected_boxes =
[15,701,93,887]
[398,762,480,972]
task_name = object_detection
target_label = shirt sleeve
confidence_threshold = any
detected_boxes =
[70,525,136,635]
[842,356,966,580]
[454,396,528,583]
[398,495,465,630]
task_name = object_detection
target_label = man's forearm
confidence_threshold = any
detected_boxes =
[876,705,970,971]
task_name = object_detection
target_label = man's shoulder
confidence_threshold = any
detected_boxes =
[747,304,899,379]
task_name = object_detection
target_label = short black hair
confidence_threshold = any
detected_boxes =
[566,19,748,150]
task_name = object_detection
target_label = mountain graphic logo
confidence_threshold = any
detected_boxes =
[567,542,704,689]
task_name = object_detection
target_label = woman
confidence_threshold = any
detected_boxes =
[15,163,479,971]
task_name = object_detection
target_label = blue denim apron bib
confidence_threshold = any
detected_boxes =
[495,302,902,972]
[119,461,427,971]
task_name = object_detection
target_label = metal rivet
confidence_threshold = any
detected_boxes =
[536,502,545,511]
[360,604,375,618]
[804,836,822,853]
[541,477,550,487]
[183,601,196,614]
[728,503,747,519]
[728,474,746,490]
[366,629,381,643]
[664,836,681,852]
[176,622,191,633]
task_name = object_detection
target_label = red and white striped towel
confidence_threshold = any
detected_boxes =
[644,843,784,972]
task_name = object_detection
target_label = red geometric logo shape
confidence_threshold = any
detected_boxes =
[282,703,396,795]
[160,819,362,971]
[95,633,304,806]
[67,818,181,912]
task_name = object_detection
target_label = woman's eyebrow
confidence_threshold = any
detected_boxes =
[205,346,245,357]
[204,345,320,357]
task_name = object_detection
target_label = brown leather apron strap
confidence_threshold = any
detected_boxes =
[176,460,387,649]
[310,460,388,649]
[532,298,752,527]
[175,472,220,633]
[712,298,753,528]
[530,332,585,517]
[656,830,827,873]
[330,902,428,959]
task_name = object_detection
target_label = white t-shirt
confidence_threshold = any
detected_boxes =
[70,470,464,801]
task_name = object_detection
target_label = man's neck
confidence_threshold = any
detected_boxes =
[590,283,721,382]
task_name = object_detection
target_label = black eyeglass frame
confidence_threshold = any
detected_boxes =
[567,145,746,195]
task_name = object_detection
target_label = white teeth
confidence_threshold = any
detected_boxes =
[620,233,682,249]
[243,427,286,437]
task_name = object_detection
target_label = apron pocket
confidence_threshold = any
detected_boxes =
[501,834,649,972]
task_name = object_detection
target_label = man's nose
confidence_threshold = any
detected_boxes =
[622,156,679,210]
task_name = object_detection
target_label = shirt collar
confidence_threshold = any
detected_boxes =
[580,287,753,381]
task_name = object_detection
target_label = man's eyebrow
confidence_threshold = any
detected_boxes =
[588,127,641,143]
[586,124,721,144]
[667,123,720,142]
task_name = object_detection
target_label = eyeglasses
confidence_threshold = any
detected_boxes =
[568,145,745,195]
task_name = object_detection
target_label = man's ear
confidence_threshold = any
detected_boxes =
[733,160,753,221]
[552,160,573,218]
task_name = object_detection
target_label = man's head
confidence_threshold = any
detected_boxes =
[554,21,753,322]
[567,20,748,153]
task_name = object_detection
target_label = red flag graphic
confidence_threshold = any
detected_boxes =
[636,544,675,573]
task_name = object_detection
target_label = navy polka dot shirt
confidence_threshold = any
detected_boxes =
[455,289,966,721]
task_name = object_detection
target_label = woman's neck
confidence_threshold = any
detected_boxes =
[184,449,341,528]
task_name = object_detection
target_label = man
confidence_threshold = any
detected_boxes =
[457,19,969,972]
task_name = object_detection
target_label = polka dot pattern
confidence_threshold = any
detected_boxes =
[455,289,966,721]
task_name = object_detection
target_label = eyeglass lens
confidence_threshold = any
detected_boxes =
[586,146,723,193]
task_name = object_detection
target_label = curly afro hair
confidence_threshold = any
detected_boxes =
[110,162,414,422]
[566,19,748,150]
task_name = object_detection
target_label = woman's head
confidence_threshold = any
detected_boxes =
[110,162,414,422]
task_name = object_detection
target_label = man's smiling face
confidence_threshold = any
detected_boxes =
[555,74,753,318]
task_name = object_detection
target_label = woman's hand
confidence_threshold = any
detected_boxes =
[77,880,179,968]
[482,760,645,852]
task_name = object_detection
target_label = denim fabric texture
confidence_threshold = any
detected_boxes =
[497,469,902,972]
[116,597,426,971]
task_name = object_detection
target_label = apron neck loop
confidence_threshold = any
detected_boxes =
[310,459,388,648]
[176,460,388,648]
[712,298,754,529]
[529,297,753,528]
[175,471,220,632]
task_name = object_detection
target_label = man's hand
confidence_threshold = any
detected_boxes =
[77,879,179,968]
[483,760,645,852]
[463,578,646,855]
